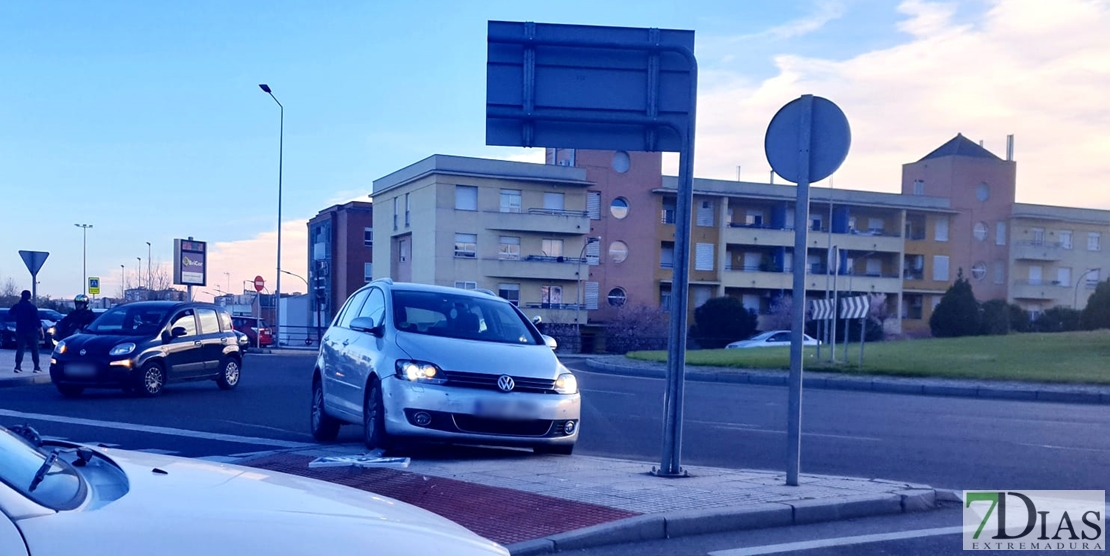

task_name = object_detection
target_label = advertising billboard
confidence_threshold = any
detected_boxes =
[173,238,207,286]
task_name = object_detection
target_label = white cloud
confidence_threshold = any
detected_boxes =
[684,0,1110,208]
[196,220,309,302]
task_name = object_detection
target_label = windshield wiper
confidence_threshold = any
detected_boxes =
[30,450,59,492]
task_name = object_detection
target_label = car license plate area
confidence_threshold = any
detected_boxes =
[66,364,97,377]
[473,397,537,419]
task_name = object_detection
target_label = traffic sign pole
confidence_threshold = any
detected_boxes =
[785,95,813,487]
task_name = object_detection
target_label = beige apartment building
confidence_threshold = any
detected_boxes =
[363,135,1110,341]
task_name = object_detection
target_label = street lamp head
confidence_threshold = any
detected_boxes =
[258,84,272,93]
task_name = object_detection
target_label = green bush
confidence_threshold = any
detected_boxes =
[929,269,981,338]
[1080,280,1110,330]
[1008,304,1032,333]
[978,299,1011,335]
[689,296,759,349]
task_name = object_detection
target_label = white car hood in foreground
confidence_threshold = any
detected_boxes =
[396,333,562,379]
[17,448,507,556]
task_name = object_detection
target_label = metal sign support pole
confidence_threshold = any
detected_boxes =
[786,95,814,487]
[830,246,838,362]
[859,317,866,369]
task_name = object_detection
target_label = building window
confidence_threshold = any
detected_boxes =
[404,193,411,226]
[935,216,949,242]
[971,262,986,280]
[1060,230,1073,249]
[1087,269,1101,287]
[976,182,990,202]
[696,200,714,227]
[660,285,672,311]
[811,214,823,232]
[913,179,924,195]
[364,263,373,283]
[1058,267,1072,286]
[996,222,1006,246]
[610,197,630,219]
[867,218,884,233]
[399,239,409,262]
[454,281,477,290]
[500,189,521,213]
[661,198,676,224]
[660,243,674,269]
[587,191,601,220]
[499,236,520,260]
[498,283,520,305]
[993,261,1004,284]
[746,211,764,227]
[609,241,629,263]
[1031,228,1045,245]
[1088,232,1100,251]
[456,185,478,211]
[364,228,373,247]
[974,222,987,242]
[543,192,565,211]
[932,255,949,282]
[392,197,398,230]
[612,150,631,173]
[695,243,714,271]
[454,233,477,258]
[541,286,562,306]
[541,239,564,258]
[607,287,627,307]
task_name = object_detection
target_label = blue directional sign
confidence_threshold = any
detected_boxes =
[486,21,695,153]
[765,95,851,184]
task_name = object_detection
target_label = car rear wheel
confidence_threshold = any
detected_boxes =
[56,384,84,399]
[309,377,341,441]
[135,362,165,397]
[363,378,391,451]
[533,444,574,455]
[215,358,240,390]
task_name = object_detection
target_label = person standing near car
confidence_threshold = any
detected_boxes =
[8,290,43,373]
[56,294,97,340]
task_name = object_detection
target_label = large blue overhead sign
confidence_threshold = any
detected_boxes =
[486,21,694,153]
[486,21,698,478]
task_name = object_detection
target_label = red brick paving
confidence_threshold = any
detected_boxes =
[243,454,639,545]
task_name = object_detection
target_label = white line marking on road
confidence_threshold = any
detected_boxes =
[708,526,964,556]
[0,409,315,449]
[222,420,306,435]
[1013,442,1110,454]
[580,388,637,396]
[703,422,883,442]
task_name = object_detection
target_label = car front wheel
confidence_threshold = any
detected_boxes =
[309,377,341,441]
[135,362,165,397]
[215,358,240,390]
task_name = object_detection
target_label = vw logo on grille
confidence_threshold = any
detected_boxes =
[79,349,86,356]
[497,375,515,392]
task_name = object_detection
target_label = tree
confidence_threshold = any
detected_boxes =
[763,295,793,331]
[1008,304,1032,333]
[603,304,670,354]
[1080,279,1110,330]
[929,269,980,337]
[1034,307,1082,333]
[689,296,759,349]
[978,299,1011,335]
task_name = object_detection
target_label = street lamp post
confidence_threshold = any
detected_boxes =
[146,242,152,290]
[120,264,125,299]
[575,237,600,351]
[1074,268,1101,309]
[75,224,93,294]
[259,84,284,347]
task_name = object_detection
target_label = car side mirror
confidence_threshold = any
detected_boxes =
[171,326,187,338]
[350,316,383,337]
[532,315,542,325]
[542,334,558,351]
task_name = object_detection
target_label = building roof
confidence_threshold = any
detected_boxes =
[309,200,373,223]
[371,154,592,196]
[1012,203,1110,225]
[659,176,954,212]
[917,134,1003,162]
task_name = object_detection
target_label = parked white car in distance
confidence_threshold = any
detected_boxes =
[725,330,821,349]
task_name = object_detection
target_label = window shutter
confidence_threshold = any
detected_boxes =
[695,243,714,271]
[586,240,600,265]
[587,192,601,220]
[585,282,599,310]
[543,192,564,211]
[696,201,714,227]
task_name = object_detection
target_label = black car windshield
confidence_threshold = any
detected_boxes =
[39,309,64,321]
[391,290,542,345]
[86,306,171,336]
[0,426,83,510]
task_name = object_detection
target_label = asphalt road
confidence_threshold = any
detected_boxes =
[0,353,1107,492]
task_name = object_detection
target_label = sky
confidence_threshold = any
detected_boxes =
[2,0,1108,302]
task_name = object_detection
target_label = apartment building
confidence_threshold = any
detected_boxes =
[353,134,1110,341]
[307,200,374,324]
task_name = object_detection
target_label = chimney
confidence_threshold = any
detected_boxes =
[770,170,775,184]
[1006,134,1014,161]
[736,165,742,181]
[979,140,985,147]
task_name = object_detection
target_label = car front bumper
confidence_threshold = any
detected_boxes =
[49,355,138,387]
[380,376,581,447]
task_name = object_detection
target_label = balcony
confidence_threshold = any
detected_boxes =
[840,274,903,293]
[809,229,904,253]
[1013,241,1063,261]
[1010,280,1067,300]
[487,209,590,235]
[721,267,792,290]
[484,255,585,281]
[723,224,795,247]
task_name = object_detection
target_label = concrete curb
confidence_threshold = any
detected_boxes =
[583,359,1110,406]
[506,491,941,555]
[0,374,51,388]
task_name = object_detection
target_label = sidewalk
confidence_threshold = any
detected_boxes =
[0,349,51,388]
[230,444,944,555]
[580,355,1110,405]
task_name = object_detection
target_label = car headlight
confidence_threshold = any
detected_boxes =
[55,340,67,354]
[47,326,56,335]
[395,360,447,384]
[109,343,136,356]
[554,372,578,395]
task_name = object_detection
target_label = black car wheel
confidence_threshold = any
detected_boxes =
[215,357,240,390]
[136,362,166,397]
[310,377,341,442]
[55,384,84,399]
[363,378,391,451]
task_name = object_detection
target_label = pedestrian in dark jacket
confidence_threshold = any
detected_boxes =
[8,290,43,373]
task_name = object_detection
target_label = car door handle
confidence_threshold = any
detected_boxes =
[342,339,350,346]
[194,341,202,346]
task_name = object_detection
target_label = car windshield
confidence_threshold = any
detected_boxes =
[39,309,64,321]
[86,305,171,335]
[0,426,83,510]
[392,290,542,345]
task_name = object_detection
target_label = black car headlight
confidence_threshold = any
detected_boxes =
[54,340,67,355]
[395,360,447,385]
[109,343,136,356]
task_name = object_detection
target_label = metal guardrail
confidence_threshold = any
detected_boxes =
[526,208,590,217]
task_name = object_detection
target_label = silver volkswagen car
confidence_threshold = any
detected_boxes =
[310,280,581,454]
